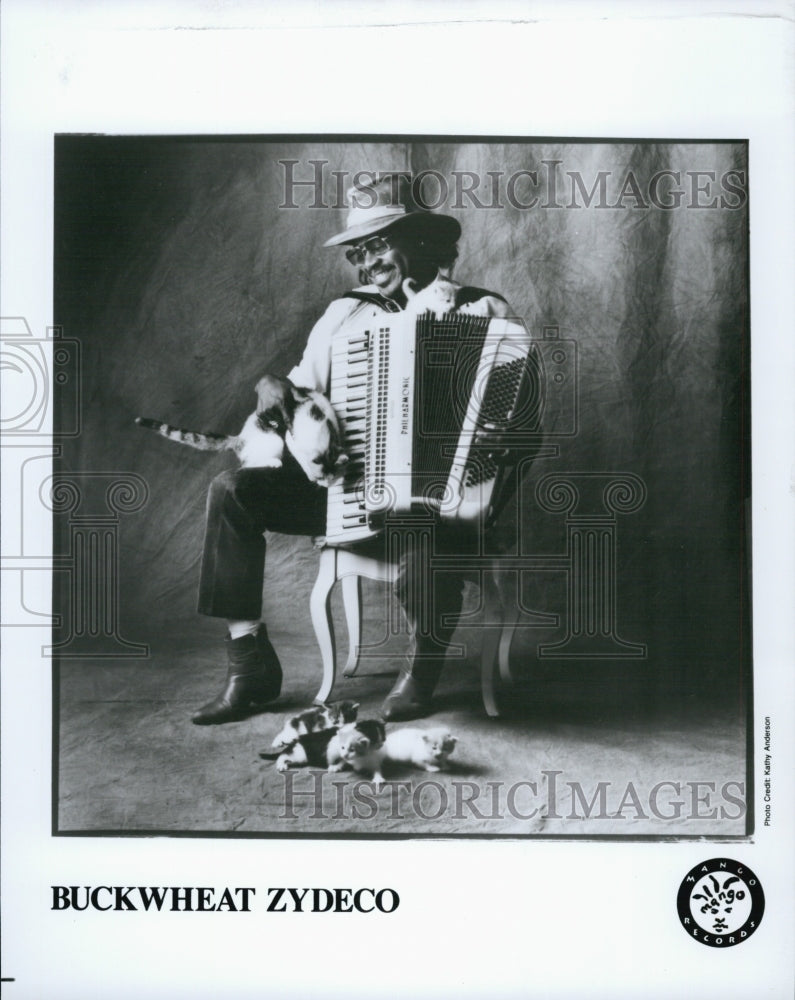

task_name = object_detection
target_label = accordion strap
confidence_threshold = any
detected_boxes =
[341,291,402,313]
[342,286,507,314]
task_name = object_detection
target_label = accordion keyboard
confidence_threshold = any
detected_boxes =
[325,328,377,543]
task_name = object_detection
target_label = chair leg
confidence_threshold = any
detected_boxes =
[493,569,519,684]
[481,567,522,716]
[481,570,503,717]
[481,634,501,718]
[310,548,338,704]
[341,574,362,677]
[498,613,518,685]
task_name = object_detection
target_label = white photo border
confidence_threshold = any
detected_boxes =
[1,2,792,997]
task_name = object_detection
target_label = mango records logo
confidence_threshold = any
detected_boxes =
[677,858,764,947]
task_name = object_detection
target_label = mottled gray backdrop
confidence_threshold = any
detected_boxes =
[54,138,750,700]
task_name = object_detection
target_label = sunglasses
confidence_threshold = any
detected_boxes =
[345,235,392,266]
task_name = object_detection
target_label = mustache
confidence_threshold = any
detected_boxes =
[367,264,394,279]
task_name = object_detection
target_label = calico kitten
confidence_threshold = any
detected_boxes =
[273,720,387,790]
[328,720,388,790]
[273,728,342,772]
[136,379,347,486]
[267,700,360,752]
[384,727,457,772]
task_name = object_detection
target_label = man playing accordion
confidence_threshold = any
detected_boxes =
[193,172,523,726]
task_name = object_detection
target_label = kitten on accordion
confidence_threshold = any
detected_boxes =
[401,274,457,317]
[136,375,347,486]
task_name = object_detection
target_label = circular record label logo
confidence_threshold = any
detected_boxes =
[677,858,764,947]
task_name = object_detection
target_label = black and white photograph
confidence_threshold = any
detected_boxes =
[1,2,793,998]
[52,137,751,838]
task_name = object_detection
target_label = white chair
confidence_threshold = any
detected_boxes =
[309,543,519,716]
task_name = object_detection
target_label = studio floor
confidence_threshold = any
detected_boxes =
[56,610,749,839]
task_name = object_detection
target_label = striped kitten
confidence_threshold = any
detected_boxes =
[136,378,347,486]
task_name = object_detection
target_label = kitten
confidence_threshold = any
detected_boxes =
[273,727,342,772]
[272,720,387,790]
[402,275,458,317]
[136,379,347,486]
[266,700,360,752]
[328,720,388,790]
[384,727,457,772]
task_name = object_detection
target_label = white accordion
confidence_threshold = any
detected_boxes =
[325,310,533,544]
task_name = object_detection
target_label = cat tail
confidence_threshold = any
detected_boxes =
[135,417,231,452]
[257,748,284,760]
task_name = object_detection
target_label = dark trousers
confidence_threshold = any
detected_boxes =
[390,518,476,660]
[198,454,327,620]
[198,458,475,648]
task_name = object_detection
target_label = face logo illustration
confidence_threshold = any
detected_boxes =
[676,859,764,947]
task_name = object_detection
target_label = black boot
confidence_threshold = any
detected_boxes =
[381,656,445,722]
[192,626,282,725]
[384,520,471,721]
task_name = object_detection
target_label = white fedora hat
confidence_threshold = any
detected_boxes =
[323,172,461,247]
